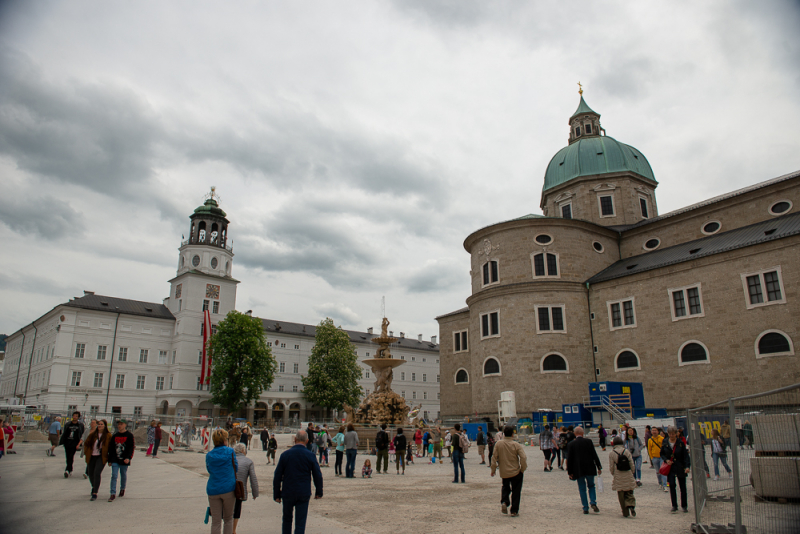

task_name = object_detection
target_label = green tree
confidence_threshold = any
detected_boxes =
[208,310,277,412]
[302,318,363,410]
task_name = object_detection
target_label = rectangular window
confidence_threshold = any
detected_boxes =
[453,330,468,352]
[599,195,615,216]
[480,311,500,338]
[68,405,78,413]
[607,298,636,330]
[93,372,103,388]
[412,373,416,381]
[118,347,127,362]
[365,371,370,379]
[279,362,285,373]
[139,349,148,363]
[203,300,209,311]
[292,385,298,392]
[90,406,99,415]
[133,407,143,416]
[536,306,566,333]
[212,301,219,314]
[136,375,145,389]
[172,350,176,364]
[401,372,405,380]
[482,260,499,285]
[96,345,107,360]
[437,374,440,383]
[156,377,164,390]
[422,374,427,382]
[639,197,649,218]
[424,391,428,400]
[178,299,182,311]
[672,291,686,317]
[169,376,173,389]
[278,385,284,392]
[71,371,81,387]
[280,343,285,348]
[158,350,167,364]
[115,374,125,389]
[196,377,202,390]
[293,363,299,373]
[75,343,85,358]
[561,203,572,219]
[294,345,300,350]
[742,268,785,309]
[532,253,559,277]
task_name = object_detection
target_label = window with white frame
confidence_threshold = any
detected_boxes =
[294,345,300,350]
[483,357,501,376]
[139,349,148,363]
[422,374,427,382]
[423,391,428,400]
[455,369,469,384]
[401,372,405,380]
[212,301,219,314]
[169,376,173,389]
[198,351,203,364]
[482,260,499,286]
[412,391,417,400]
[541,353,568,373]
[156,377,165,390]
[292,385,298,392]
[133,407,143,416]
[412,373,416,381]
[453,330,468,352]
[172,350,176,364]
[755,330,794,358]
[278,385,284,392]
[203,300,209,311]
[97,345,107,360]
[614,350,641,371]
[196,377,202,390]
[115,374,125,388]
[741,267,786,309]
[280,343,286,348]
[75,343,85,358]
[412,356,416,361]
[159,350,168,364]
[93,372,103,388]
[118,347,127,362]
[536,305,566,333]
[279,362,285,373]
[639,196,649,218]
[560,202,573,219]
[669,284,704,320]
[598,195,615,217]
[365,370,370,379]
[437,374,440,383]
[532,252,559,278]
[293,363,299,373]
[607,298,636,330]
[480,311,500,338]
[679,341,710,366]
[136,375,145,389]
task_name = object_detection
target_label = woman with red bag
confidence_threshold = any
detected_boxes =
[660,426,691,513]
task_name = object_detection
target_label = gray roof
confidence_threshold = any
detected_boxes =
[434,307,469,320]
[588,211,800,284]
[63,294,175,320]
[259,318,439,351]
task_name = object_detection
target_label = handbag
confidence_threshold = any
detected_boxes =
[232,452,245,499]
[659,441,676,476]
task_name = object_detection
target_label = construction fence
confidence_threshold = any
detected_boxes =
[688,383,800,534]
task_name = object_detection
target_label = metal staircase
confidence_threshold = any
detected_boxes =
[583,394,633,425]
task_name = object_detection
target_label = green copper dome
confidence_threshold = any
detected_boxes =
[543,136,656,192]
[193,198,227,218]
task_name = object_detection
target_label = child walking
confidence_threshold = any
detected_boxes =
[266,435,277,465]
[362,459,373,478]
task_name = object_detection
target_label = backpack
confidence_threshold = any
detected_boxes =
[315,431,326,447]
[458,433,471,454]
[615,451,632,472]
[376,430,388,449]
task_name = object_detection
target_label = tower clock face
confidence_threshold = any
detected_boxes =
[206,284,220,299]
[192,255,200,267]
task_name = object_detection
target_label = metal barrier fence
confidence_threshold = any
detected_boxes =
[688,383,800,534]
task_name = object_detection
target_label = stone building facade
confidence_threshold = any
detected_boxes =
[437,95,799,420]
[2,192,440,421]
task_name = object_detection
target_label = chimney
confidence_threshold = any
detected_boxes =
[431,335,437,344]
[84,290,95,295]
[245,310,252,316]
[400,332,405,338]
[418,334,422,341]
[389,330,393,336]
[367,327,373,334]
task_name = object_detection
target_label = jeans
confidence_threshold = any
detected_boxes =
[64,444,78,473]
[576,476,597,511]
[152,438,160,457]
[110,463,128,495]
[345,449,357,478]
[712,452,731,476]
[88,455,106,495]
[452,449,465,482]
[335,450,343,475]
[318,447,325,464]
[396,452,405,472]
[311,443,318,455]
[668,472,688,509]
[652,457,667,486]
[422,442,428,457]
[376,449,389,473]
[633,455,642,480]
[553,447,562,466]
[208,490,235,534]
[282,494,310,534]
[501,472,524,514]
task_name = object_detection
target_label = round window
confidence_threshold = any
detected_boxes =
[192,255,200,267]
[769,200,792,215]
[592,241,604,253]
[535,234,552,245]
[702,221,721,234]
[211,257,218,269]
[644,238,660,250]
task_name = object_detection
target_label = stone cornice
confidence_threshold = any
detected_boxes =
[466,280,587,307]
[464,217,618,253]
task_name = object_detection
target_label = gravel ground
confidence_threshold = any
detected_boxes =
[166,434,695,533]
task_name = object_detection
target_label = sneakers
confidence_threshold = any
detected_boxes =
[510,513,519,517]
[729,473,733,479]
[90,495,97,501]
[108,495,116,502]
[671,507,678,513]
[663,485,668,492]
[501,503,508,514]
[64,471,69,478]
[591,504,599,513]
[636,480,642,487]
[714,475,720,481]
[583,510,589,515]
[120,490,125,497]
[682,507,689,513]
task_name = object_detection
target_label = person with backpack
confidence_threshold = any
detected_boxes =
[487,430,496,466]
[609,436,637,518]
[315,427,328,467]
[375,424,390,474]
[451,424,467,483]
[557,427,570,470]
[393,428,407,475]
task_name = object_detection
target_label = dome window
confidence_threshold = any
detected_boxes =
[679,341,709,365]
[535,234,553,245]
[702,221,721,235]
[541,353,568,373]
[756,331,794,357]
[592,241,604,253]
[643,238,660,251]
[769,200,792,216]
[483,358,501,376]
[615,350,640,371]
[455,369,469,384]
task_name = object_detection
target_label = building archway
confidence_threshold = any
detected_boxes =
[175,400,193,417]
[272,403,284,422]
[160,400,169,415]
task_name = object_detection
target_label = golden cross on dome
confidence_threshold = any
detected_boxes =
[578,81,583,95]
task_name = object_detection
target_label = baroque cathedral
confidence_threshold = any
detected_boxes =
[437,94,799,420]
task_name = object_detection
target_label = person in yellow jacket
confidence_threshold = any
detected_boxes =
[647,427,666,491]
[490,426,528,517]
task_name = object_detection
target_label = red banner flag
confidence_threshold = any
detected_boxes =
[201,309,212,384]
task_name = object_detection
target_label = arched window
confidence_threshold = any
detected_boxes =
[679,341,709,365]
[455,369,469,384]
[615,350,640,371]
[756,330,794,357]
[483,357,501,376]
[541,353,568,373]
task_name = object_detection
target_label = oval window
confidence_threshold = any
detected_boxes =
[592,241,604,253]
[211,257,218,269]
[535,234,553,245]
[192,255,200,267]
[769,201,792,215]
[644,238,660,250]
[702,221,721,235]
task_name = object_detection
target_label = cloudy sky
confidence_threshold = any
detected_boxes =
[1,1,799,338]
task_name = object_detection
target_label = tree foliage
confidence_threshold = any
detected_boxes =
[208,310,276,412]
[302,318,363,409]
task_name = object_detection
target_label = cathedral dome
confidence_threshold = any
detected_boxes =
[193,197,227,218]
[542,135,656,192]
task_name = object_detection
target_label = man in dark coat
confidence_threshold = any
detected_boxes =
[260,428,270,451]
[566,426,602,514]
[274,430,323,534]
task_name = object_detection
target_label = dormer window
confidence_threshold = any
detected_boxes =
[585,124,592,134]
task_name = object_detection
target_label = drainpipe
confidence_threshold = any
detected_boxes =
[586,282,598,380]
[12,328,28,398]
[104,311,122,412]
[22,322,39,403]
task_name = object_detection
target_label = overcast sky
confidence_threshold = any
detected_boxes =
[1,1,799,339]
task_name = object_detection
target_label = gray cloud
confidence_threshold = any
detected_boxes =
[0,192,84,239]
[403,259,466,293]
[312,303,360,327]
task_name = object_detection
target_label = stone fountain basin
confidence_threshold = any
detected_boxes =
[362,358,406,369]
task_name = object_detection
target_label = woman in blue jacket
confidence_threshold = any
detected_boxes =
[206,429,238,534]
